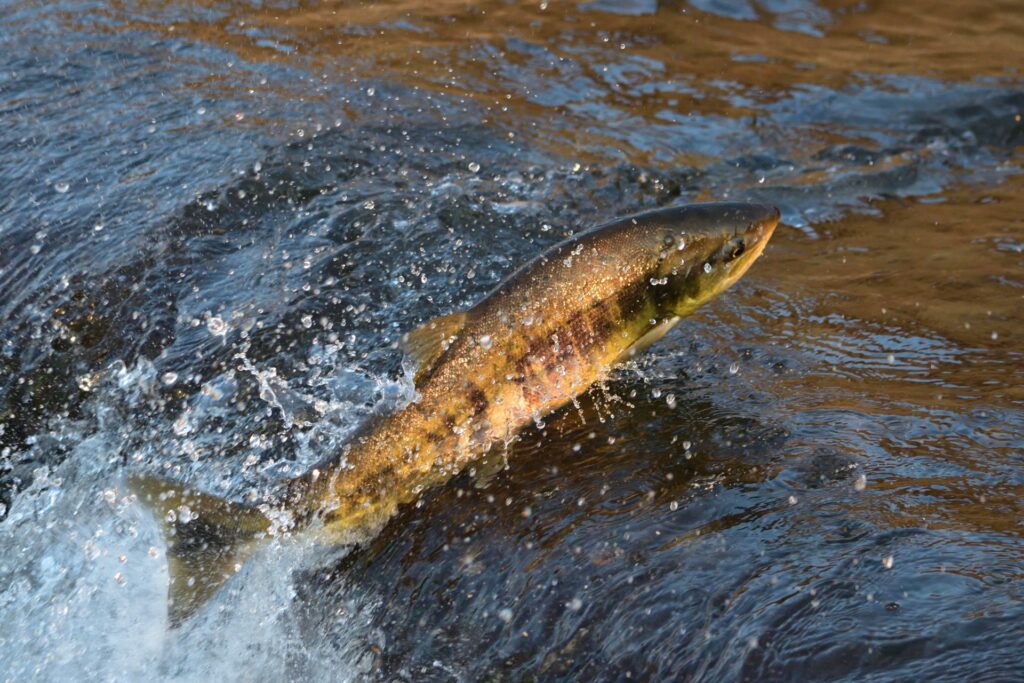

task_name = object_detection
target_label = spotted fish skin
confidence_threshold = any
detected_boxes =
[131,202,779,624]
[307,202,780,537]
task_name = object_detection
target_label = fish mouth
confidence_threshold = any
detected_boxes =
[733,203,780,264]
[709,203,779,284]
[737,203,781,249]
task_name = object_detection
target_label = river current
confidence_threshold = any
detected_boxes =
[1,1,1022,680]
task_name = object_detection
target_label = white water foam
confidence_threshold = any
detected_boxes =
[0,357,396,681]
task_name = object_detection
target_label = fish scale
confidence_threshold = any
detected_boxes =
[131,201,779,625]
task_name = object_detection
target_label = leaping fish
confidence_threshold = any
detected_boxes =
[131,201,780,624]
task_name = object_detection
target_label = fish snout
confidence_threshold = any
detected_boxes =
[735,202,780,249]
[712,203,780,267]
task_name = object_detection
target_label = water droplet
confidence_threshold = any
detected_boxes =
[468,161,481,173]
[887,354,895,364]
[172,414,190,436]
[162,372,178,386]
[729,362,740,375]
[882,555,894,569]
[665,393,677,408]
[991,331,999,340]
[677,237,686,250]
[54,181,70,193]
[196,107,206,115]
[363,199,375,210]
[114,572,126,585]
[703,262,712,273]
[93,222,104,232]
[497,608,513,623]
[854,473,867,491]
[479,334,492,350]
[366,87,375,96]
[301,314,313,328]
[207,316,228,336]
[148,546,159,558]
[669,501,678,511]
[568,598,582,611]
[788,495,798,505]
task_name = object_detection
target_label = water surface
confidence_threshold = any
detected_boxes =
[1,0,1022,680]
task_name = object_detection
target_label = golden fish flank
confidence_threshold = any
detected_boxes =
[131,201,780,624]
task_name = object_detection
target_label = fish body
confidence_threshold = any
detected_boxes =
[131,201,779,623]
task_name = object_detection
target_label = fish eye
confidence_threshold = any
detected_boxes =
[727,238,746,261]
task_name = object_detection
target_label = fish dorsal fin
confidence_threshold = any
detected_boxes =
[400,311,468,384]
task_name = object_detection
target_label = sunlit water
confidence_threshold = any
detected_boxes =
[1,1,1022,680]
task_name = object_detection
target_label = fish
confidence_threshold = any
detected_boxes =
[130,201,780,624]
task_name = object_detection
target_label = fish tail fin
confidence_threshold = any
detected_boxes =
[128,474,273,627]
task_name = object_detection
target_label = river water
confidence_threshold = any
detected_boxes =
[1,1,1022,680]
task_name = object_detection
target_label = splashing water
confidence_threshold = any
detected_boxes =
[2,0,1024,680]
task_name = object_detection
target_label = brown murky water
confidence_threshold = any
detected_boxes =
[1,0,1021,680]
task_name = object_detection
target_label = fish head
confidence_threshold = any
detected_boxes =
[643,202,780,317]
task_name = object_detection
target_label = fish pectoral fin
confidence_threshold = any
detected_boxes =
[128,474,272,627]
[613,316,681,365]
[400,311,468,384]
